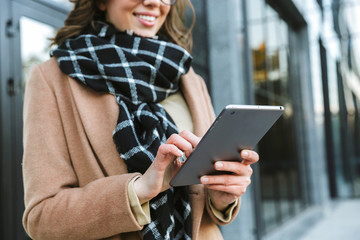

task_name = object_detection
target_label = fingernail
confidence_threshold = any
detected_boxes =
[178,149,184,156]
[201,177,208,183]
[242,151,249,158]
[215,162,223,169]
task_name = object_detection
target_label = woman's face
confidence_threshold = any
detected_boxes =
[98,0,171,38]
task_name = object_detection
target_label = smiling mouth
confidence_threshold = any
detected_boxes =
[134,14,156,22]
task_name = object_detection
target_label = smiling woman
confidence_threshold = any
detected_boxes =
[22,0,260,239]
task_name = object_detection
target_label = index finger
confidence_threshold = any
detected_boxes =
[178,130,200,149]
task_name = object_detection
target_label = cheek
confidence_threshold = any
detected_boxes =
[106,9,132,31]
[161,5,171,18]
[159,7,171,26]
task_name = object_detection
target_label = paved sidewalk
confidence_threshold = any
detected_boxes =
[300,199,360,240]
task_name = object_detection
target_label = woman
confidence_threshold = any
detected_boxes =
[22,0,259,239]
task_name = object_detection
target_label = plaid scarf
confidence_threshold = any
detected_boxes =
[52,22,193,240]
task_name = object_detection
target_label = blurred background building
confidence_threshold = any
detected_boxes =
[1,0,359,239]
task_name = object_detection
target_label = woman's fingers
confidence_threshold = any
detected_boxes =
[157,144,184,158]
[153,132,199,176]
[154,144,183,171]
[205,184,248,197]
[201,150,259,208]
[240,150,259,165]
[179,130,200,149]
[199,150,258,198]
[213,160,253,176]
[166,131,199,158]
[201,175,251,197]
[136,132,201,202]
[201,175,251,187]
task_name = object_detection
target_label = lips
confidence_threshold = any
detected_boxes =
[136,14,156,22]
[133,12,158,25]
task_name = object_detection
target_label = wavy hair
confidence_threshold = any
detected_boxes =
[51,0,195,52]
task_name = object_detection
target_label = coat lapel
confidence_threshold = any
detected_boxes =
[68,77,128,176]
[180,68,215,137]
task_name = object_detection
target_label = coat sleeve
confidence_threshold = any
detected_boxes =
[22,64,143,240]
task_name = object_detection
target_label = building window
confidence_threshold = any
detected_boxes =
[248,0,307,234]
[20,17,56,87]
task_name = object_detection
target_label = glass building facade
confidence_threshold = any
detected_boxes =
[248,2,306,233]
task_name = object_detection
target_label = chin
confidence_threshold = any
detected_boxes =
[133,29,157,38]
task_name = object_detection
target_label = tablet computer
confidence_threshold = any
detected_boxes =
[170,104,284,187]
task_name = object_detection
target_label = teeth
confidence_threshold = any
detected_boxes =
[137,15,156,22]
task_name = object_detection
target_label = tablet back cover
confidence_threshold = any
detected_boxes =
[170,105,284,187]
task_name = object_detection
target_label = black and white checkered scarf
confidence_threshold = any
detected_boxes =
[52,22,193,240]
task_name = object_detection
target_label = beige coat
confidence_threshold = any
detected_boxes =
[22,58,240,239]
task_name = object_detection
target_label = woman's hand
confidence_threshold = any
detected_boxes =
[201,150,259,211]
[133,130,200,204]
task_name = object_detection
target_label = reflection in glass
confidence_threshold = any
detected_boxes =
[248,3,306,235]
[266,19,279,50]
[247,0,265,22]
[20,17,56,86]
[332,60,360,198]
[246,0,265,23]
